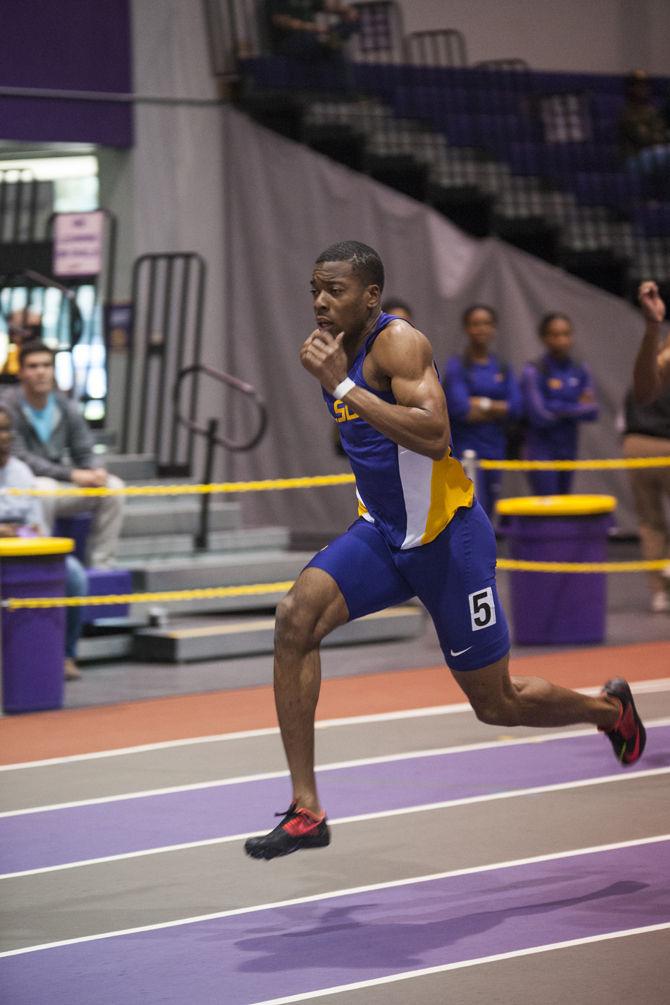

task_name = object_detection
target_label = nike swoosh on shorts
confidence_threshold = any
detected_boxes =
[450,646,472,657]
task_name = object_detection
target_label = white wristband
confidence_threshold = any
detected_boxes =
[479,397,492,411]
[333,377,356,399]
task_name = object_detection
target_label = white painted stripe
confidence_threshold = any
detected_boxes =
[0,705,473,772]
[1,834,667,957]
[0,769,290,817]
[2,676,669,772]
[2,768,668,880]
[250,923,670,1005]
[3,717,670,819]
[0,725,283,771]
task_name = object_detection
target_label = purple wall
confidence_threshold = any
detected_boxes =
[0,0,133,147]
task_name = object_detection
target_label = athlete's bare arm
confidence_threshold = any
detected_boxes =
[634,281,670,405]
[300,320,450,460]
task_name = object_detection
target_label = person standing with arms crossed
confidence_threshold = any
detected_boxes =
[520,313,599,496]
[245,241,645,861]
[443,304,522,517]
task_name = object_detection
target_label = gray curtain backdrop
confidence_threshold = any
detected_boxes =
[222,107,648,538]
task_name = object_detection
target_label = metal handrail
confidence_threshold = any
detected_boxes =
[122,251,207,468]
[173,362,267,452]
[173,363,267,549]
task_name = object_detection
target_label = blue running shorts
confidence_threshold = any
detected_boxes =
[307,501,510,671]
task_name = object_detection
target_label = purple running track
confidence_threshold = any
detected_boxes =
[1,726,669,875]
[1,839,669,1004]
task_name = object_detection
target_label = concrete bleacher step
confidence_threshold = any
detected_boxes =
[120,501,242,537]
[120,547,306,620]
[126,549,312,593]
[128,587,288,620]
[131,605,426,663]
[79,631,134,662]
[117,533,197,560]
[206,526,290,552]
[116,526,291,561]
[99,454,158,480]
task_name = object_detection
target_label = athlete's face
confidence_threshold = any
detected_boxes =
[310,261,379,338]
[542,318,573,360]
[464,308,495,352]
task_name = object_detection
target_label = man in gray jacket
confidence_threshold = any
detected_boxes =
[0,341,124,567]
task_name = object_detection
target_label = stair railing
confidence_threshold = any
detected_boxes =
[173,363,267,549]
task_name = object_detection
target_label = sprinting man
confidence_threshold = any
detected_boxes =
[245,241,645,861]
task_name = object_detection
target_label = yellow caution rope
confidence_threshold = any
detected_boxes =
[3,561,668,610]
[2,456,669,496]
[480,457,670,471]
[3,581,296,610]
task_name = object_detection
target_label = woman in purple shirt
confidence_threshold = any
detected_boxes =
[521,312,599,495]
[443,304,521,516]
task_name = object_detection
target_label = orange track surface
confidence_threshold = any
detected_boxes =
[1,641,668,764]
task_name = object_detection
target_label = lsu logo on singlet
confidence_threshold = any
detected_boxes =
[333,399,359,423]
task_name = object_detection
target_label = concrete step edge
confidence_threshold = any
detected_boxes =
[131,606,425,663]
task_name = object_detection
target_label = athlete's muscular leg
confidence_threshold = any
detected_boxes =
[273,567,349,816]
[452,653,621,729]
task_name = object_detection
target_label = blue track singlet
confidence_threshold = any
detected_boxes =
[322,312,474,550]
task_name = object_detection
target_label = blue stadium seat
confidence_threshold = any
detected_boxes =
[506,141,545,176]
[573,170,642,209]
[633,202,670,238]
[542,142,619,177]
[470,88,526,115]
[442,111,477,146]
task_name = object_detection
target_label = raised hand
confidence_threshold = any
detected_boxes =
[300,329,347,393]
[638,280,666,325]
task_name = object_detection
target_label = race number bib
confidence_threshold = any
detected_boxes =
[468,587,497,631]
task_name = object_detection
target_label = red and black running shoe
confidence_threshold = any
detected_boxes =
[600,678,646,766]
[244,803,330,860]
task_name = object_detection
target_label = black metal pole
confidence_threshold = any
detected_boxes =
[195,417,219,551]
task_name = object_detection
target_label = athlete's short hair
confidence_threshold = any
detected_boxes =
[538,312,572,339]
[462,304,497,326]
[315,241,385,291]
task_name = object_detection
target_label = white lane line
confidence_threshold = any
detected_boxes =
[3,717,670,819]
[250,923,670,1005]
[0,704,473,771]
[1,833,667,958]
[3,676,670,771]
[2,767,668,881]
